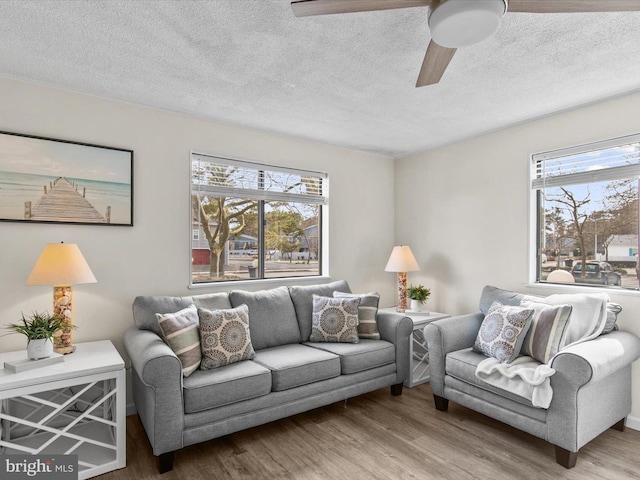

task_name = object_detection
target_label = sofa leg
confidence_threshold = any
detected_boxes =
[158,451,175,474]
[555,446,578,469]
[611,418,626,432]
[433,395,449,411]
[390,383,403,396]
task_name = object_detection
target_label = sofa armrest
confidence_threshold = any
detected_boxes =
[424,312,484,396]
[377,311,413,384]
[123,326,184,455]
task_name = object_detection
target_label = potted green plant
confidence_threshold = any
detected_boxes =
[407,284,431,312]
[5,311,72,359]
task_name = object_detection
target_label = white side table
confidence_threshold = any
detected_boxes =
[0,340,126,479]
[380,308,450,387]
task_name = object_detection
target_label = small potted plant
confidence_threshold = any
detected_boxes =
[5,311,73,360]
[407,284,431,312]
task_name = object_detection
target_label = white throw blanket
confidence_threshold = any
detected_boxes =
[475,293,609,409]
[475,356,555,408]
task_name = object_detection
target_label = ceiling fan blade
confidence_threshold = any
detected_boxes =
[416,40,456,87]
[508,0,640,13]
[291,0,435,17]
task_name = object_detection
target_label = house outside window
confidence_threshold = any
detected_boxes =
[191,152,327,284]
[532,133,640,290]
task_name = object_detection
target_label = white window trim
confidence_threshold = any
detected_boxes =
[189,151,328,287]
[529,133,640,291]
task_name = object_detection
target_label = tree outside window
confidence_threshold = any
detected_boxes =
[191,154,326,284]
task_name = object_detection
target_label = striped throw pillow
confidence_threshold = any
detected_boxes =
[520,301,572,364]
[333,291,381,340]
[156,304,201,377]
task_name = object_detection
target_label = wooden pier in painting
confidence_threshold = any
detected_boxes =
[25,177,111,223]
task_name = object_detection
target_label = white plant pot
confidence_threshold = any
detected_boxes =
[410,299,423,312]
[27,338,54,360]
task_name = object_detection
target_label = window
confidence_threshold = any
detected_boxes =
[532,134,640,290]
[191,153,327,284]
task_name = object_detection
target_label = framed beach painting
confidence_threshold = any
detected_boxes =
[0,131,133,226]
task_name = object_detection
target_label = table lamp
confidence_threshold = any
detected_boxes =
[385,245,420,312]
[26,242,97,354]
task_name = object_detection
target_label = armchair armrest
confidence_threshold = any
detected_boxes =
[123,326,184,455]
[424,312,484,396]
[377,311,413,384]
[552,330,640,386]
[547,330,640,453]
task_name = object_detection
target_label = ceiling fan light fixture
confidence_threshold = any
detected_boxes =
[428,0,507,49]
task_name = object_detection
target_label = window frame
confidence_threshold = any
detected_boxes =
[529,133,640,291]
[190,152,328,286]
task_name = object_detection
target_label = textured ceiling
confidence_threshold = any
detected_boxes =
[1,1,640,157]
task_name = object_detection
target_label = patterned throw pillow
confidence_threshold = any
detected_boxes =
[473,301,534,364]
[310,295,360,343]
[333,291,381,339]
[197,304,255,370]
[520,301,572,364]
[156,304,201,377]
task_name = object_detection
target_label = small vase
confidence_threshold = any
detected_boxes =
[410,299,423,312]
[27,338,54,360]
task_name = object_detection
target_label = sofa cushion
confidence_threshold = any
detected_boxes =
[156,304,201,377]
[182,360,272,413]
[133,295,194,335]
[253,344,341,391]
[192,292,233,311]
[478,285,539,316]
[198,304,255,370]
[305,339,395,374]
[473,301,533,364]
[520,301,572,363]
[229,286,300,351]
[446,348,539,407]
[333,291,381,339]
[310,295,360,343]
[289,280,352,341]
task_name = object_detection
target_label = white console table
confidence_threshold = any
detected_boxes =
[0,340,126,479]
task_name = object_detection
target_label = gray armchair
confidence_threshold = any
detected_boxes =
[424,303,640,468]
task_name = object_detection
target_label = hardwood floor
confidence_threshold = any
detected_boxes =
[101,383,640,480]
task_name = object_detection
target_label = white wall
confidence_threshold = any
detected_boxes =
[0,77,397,398]
[395,90,640,422]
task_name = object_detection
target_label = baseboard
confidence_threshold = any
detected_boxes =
[126,402,137,417]
[625,414,640,431]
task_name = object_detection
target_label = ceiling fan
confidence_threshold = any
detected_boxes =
[291,0,640,87]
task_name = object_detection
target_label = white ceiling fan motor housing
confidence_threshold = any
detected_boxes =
[429,0,507,48]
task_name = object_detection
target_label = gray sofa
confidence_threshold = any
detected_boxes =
[424,285,640,468]
[123,280,412,473]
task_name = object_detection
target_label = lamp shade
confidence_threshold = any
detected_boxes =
[27,243,97,286]
[384,245,420,272]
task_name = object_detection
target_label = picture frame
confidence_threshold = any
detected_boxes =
[0,130,133,226]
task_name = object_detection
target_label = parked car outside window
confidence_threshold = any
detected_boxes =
[571,261,622,286]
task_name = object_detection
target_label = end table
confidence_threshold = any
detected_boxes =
[379,308,450,387]
[0,340,126,479]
